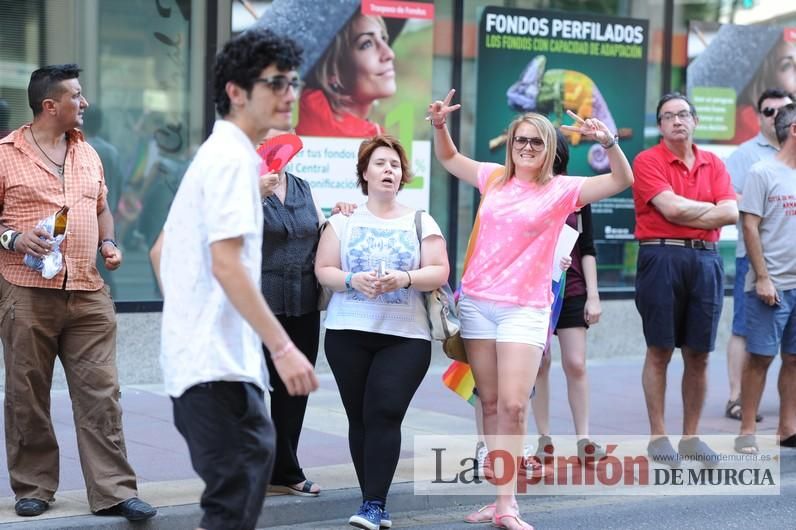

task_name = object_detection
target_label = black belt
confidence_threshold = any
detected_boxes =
[639,238,717,250]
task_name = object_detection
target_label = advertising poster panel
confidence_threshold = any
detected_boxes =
[687,23,796,145]
[474,7,649,283]
[260,0,435,212]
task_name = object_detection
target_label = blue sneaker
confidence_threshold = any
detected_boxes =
[349,501,383,530]
[380,507,392,528]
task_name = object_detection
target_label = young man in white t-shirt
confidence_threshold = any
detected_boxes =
[149,28,318,530]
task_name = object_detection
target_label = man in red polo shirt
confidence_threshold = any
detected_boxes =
[632,93,738,467]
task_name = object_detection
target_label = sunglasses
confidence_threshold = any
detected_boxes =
[761,107,778,118]
[253,75,304,95]
[512,135,545,152]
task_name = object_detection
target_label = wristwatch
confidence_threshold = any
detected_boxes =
[602,134,619,149]
[99,238,118,250]
[0,229,17,250]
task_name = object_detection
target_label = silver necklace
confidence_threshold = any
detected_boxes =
[30,126,66,176]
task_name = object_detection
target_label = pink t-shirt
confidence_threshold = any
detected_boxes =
[461,163,585,308]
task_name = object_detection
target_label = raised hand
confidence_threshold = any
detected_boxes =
[427,89,462,128]
[560,110,614,147]
[259,171,280,197]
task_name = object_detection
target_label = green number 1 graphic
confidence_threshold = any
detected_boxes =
[386,102,423,189]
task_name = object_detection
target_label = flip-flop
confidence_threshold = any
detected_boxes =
[464,503,495,524]
[492,513,534,530]
[465,500,519,523]
[269,479,320,497]
[734,434,759,454]
[780,433,796,448]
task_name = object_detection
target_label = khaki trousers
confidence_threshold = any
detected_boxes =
[0,276,137,510]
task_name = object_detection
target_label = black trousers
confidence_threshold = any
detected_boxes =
[263,311,320,485]
[172,381,275,530]
[325,329,430,504]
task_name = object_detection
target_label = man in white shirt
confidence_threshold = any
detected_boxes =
[150,28,318,530]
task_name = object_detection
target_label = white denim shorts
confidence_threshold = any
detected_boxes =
[458,293,551,348]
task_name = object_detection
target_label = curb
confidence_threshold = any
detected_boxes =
[0,483,492,530]
[2,450,793,529]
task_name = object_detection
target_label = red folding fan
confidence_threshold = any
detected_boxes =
[256,133,303,174]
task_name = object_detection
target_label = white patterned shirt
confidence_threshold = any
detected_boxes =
[324,206,443,340]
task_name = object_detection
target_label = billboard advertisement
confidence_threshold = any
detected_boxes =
[687,23,796,144]
[260,0,435,212]
[474,7,649,282]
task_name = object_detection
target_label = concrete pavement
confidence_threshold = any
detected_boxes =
[0,348,791,528]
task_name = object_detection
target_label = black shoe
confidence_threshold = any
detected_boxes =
[95,497,157,521]
[15,498,49,517]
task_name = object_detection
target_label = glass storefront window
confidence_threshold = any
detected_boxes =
[0,0,208,303]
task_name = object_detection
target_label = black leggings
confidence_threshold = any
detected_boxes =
[263,311,320,486]
[325,329,430,504]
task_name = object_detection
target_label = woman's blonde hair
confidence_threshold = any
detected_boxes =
[500,113,557,186]
[308,14,389,112]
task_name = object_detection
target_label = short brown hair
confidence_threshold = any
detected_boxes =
[356,135,412,195]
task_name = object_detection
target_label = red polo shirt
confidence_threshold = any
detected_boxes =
[632,141,735,242]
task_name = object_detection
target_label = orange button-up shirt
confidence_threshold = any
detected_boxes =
[0,124,108,291]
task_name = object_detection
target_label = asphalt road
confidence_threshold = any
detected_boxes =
[267,473,796,530]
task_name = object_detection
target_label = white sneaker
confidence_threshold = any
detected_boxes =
[476,441,488,475]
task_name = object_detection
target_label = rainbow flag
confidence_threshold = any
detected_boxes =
[442,272,567,405]
[442,361,477,405]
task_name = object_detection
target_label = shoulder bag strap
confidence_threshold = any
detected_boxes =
[414,210,423,246]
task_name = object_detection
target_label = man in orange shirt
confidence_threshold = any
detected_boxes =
[0,64,155,521]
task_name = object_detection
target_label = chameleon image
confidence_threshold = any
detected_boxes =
[493,55,631,173]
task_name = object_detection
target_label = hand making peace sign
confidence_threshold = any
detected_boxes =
[427,89,462,128]
[559,110,616,148]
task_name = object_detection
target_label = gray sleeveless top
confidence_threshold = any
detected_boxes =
[260,172,319,316]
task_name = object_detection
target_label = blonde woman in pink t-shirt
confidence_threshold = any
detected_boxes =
[428,89,633,530]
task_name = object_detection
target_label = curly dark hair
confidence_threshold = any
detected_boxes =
[28,64,81,116]
[213,28,303,117]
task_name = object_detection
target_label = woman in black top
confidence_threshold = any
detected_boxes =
[530,130,605,464]
[259,157,325,497]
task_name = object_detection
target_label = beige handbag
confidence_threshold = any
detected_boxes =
[414,211,464,360]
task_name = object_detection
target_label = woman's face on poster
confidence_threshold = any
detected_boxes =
[775,40,796,94]
[344,16,397,103]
